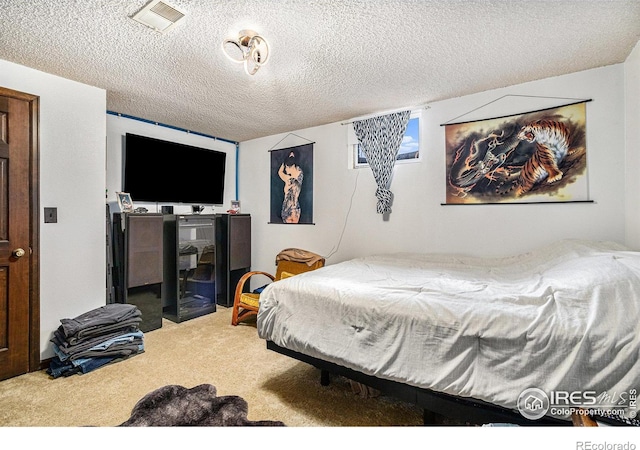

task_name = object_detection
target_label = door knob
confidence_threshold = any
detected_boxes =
[12,248,26,258]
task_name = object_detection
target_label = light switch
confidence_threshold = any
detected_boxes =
[44,207,57,223]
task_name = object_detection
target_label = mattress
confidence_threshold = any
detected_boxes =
[257,239,640,419]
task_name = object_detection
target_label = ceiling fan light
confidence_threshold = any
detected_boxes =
[249,37,269,66]
[222,30,269,75]
[244,58,260,76]
[222,39,245,63]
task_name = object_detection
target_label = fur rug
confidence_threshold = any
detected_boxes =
[119,384,285,426]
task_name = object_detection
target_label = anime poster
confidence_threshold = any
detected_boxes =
[270,143,314,224]
[445,102,589,204]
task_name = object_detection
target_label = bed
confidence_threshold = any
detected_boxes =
[256,239,640,425]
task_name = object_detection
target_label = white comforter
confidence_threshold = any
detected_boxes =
[257,240,640,418]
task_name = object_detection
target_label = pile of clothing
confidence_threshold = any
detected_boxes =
[48,303,144,378]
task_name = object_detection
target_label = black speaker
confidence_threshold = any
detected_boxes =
[216,214,251,307]
[229,215,251,270]
[126,214,164,288]
[112,213,164,332]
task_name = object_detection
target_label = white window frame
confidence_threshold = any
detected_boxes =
[348,109,422,169]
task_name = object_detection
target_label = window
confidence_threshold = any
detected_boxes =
[350,111,422,169]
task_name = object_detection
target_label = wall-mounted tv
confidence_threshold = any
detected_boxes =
[123,133,227,205]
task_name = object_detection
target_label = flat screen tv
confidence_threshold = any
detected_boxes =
[123,133,227,205]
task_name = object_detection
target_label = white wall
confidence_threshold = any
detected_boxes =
[0,59,106,360]
[105,114,237,215]
[240,64,627,277]
[625,40,640,249]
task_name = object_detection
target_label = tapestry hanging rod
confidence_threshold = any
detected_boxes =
[440,95,592,127]
[267,133,315,152]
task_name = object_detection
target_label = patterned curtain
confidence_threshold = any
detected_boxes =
[353,110,411,214]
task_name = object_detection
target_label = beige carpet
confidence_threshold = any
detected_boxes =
[0,306,423,427]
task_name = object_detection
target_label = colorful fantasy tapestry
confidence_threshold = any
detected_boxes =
[445,102,589,204]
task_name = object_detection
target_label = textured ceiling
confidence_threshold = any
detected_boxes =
[1,0,639,143]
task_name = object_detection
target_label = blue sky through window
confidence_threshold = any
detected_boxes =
[357,116,420,164]
[397,117,419,159]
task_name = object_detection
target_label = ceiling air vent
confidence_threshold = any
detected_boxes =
[131,0,186,33]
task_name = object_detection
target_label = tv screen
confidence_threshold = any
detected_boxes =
[123,133,226,205]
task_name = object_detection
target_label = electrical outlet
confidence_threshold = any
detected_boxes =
[44,207,57,223]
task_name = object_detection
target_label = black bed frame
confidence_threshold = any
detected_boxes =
[266,340,571,426]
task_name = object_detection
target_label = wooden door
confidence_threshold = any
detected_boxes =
[0,87,39,381]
